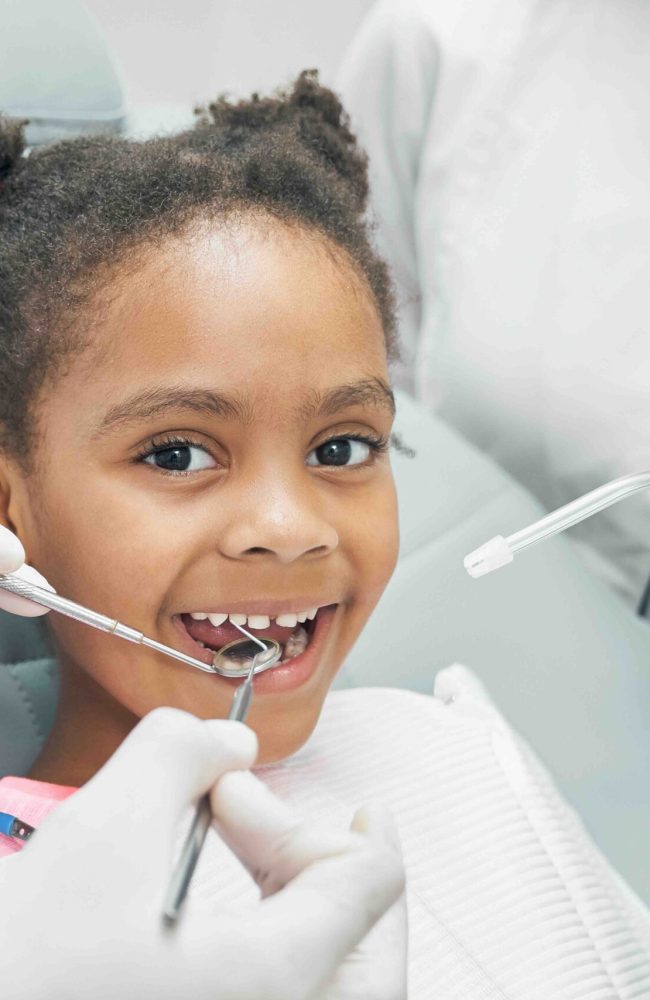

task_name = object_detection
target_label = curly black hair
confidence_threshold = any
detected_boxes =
[0,71,397,467]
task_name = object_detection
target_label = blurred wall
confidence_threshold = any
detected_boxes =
[84,0,374,112]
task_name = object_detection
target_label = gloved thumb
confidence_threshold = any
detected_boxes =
[0,524,25,573]
[0,563,55,616]
[45,709,258,876]
[0,526,54,616]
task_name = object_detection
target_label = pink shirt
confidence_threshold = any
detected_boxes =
[0,776,76,856]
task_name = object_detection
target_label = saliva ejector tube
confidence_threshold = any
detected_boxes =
[464,472,650,578]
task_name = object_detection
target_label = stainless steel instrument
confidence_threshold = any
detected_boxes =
[162,622,278,923]
[0,573,279,676]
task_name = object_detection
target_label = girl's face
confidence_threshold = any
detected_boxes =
[3,220,398,770]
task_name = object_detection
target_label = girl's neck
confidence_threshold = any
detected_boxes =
[28,656,138,787]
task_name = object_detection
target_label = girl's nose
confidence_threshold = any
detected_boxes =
[217,480,339,564]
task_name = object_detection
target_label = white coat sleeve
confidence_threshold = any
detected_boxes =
[337,0,439,390]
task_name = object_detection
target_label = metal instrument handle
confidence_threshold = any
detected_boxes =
[0,574,143,642]
[228,677,254,722]
[163,656,258,922]
[162,797,212,923]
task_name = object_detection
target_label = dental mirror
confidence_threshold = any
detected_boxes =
[211,636,282,677]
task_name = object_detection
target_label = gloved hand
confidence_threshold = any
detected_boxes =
[0,523,53,615]
[0,709,406,1000]
[212,769,407,1000]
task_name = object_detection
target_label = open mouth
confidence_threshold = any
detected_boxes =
[177,606,328,673]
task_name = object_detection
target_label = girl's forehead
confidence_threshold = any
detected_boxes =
[92,223,387,376]
[66,222,390,428]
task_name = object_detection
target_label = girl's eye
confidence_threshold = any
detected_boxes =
[143,444,216,474]
[306,437,378,468]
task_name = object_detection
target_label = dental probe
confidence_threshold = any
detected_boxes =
[162,623,274,924]
[0,572,223,675]
[464,470,650,578]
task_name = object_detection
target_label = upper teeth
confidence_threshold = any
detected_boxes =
[188,608,319,629]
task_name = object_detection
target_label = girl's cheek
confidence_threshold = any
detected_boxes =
[18,487,167,619]
[353,482,399,599]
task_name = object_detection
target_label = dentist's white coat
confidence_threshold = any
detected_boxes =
[339,0,650,606]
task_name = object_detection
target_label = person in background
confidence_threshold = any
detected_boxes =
[338,0,650,608]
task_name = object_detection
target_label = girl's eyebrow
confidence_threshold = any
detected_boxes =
[92,378,395,437]
[94,386,247,436]
[301,378,395,419]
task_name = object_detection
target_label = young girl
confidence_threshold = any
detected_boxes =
[0,74,648,997]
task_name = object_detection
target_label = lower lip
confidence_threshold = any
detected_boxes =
[174,605,338,695]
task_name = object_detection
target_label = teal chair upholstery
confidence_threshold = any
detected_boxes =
[0,0,126,146]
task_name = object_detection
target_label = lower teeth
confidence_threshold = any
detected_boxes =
[201,623,310,670]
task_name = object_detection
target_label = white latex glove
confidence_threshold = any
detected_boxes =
[212,771,408,1000]
[0,708,406,1000]
[0,524,53,616]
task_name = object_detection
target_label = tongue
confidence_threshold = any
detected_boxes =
[181,614,299,651]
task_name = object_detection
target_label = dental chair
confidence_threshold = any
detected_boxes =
[0,0,125,146]
[1,0,650,905]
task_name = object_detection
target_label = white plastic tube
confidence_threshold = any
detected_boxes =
[464,471,650,578]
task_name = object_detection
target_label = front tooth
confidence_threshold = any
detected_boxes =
[207,613,228,627]
[297,611,308,623]
[228,613,247,626]
[306,607,318,620]
[248,615,270,629]
[276,612,298,628]
[190,612,208,620]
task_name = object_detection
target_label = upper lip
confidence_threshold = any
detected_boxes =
[176,598,340,617]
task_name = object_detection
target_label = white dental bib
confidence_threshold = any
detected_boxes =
[185,666,650,998]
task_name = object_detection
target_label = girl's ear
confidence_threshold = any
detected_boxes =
[0,457,13,530]
[0,455,25,539]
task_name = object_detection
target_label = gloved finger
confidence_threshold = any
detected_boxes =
[0,524,25,572]
[211,770,358,896]
[186,786,405,1000]
[47,710,257,874]
[351,799,400,844]
[255,825,405,1000]
[320,801,408,1000]
[212,771,404,900]
[0,561,55,616]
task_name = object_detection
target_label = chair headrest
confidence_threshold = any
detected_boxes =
[0,0,126,146]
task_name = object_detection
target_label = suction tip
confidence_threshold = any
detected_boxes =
[464,535,514,578]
